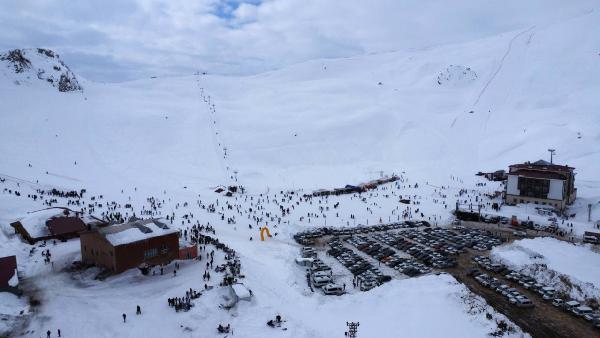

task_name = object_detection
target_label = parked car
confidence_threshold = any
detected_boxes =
[512,230,527,237]
[572,306,594,317]
[322,283,345,295]
[312,274,332,287]
[552,299,564,308]
[515,297,535,308]
[295,257,315,266]
[583,312,600,322]
[564,300,581,312]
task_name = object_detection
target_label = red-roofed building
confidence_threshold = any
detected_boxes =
[505,160,576,210]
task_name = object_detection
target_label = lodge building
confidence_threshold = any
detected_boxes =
[80,219,179,273]
[505,160,576,210]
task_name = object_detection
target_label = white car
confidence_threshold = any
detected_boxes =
[572,306,593,317]
[312,274,331,287]
[322,283,345,295]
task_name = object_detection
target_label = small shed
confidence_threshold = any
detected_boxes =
[179,244,198,260]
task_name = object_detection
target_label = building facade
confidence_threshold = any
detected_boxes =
[505,160,576,210]
[80,219,179,273]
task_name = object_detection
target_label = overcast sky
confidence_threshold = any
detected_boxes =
[0,0,594,82]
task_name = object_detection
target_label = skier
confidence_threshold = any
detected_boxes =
[122,313,127,323]
[136,305,141,315]
[47,330,51,338]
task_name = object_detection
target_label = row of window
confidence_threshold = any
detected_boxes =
[512,198,559,207]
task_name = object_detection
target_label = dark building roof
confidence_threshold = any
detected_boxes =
[0,255,17,287]
[508,169,569,180]
[47,217,86,236]
[509,159,575,173]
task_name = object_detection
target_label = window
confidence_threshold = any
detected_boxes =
[144,248,158,258]
[160,244,169,254]
[518,177,549,199]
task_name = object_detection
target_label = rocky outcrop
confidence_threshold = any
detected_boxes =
[0,48,82,92]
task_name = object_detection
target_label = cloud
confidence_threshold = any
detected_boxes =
[0,0,595,81]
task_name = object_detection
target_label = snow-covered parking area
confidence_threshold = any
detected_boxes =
[491,237,600,302]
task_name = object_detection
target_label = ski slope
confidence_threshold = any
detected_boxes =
[1,9,599,196]
[1,4,600,338]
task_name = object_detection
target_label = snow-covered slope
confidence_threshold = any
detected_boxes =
[1,7,599,338]
[1,10,599,197]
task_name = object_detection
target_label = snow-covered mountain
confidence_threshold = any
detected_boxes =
[0,48,82,92]
[1,5,600,338]
[1,8,599,198]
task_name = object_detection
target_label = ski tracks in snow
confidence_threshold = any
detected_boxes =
[474,26,536,108]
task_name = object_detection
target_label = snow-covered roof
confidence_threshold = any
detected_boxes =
[100,219,178,246]
[16,209,65,239]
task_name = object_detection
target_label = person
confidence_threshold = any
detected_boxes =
[276,315,281,323]
[136,305,141,315]
[47,330,51,338]
[267,320,275,327]
[122,313,127,323]
[57,329,61,337]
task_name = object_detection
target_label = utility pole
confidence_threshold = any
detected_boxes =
[548,149,556,164]
[345,322,359,338]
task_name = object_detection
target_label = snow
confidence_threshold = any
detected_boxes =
[16,209,64,239]
[0,2,599,337]
[8,268,18,287]
[103,221,178,247]
[491,237,600,288]
[0,292,28,337]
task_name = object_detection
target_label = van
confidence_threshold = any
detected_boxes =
[572,306,593,317]
[322,283,344,295]
[564,300,581,311]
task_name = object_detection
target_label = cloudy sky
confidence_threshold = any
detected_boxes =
[0,0,594,81]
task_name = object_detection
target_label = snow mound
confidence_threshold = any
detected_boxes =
[437,65,477,86]
[491,237,600,301]
[0,48,82,92]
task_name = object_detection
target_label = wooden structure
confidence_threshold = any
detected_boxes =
[10,208,87,244]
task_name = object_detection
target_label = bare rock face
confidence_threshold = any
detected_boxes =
[0,49,32,73]
[0,48,82,92]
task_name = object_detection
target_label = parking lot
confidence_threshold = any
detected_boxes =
[294,222,505,295]
[294,221,600,337]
